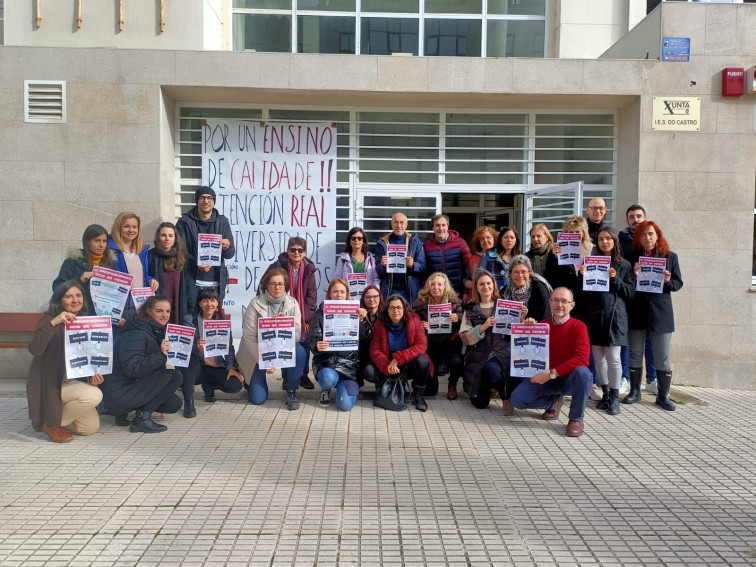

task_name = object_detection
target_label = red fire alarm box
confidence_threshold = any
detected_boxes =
[722,68,745,97]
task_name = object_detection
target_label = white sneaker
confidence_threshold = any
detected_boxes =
[619,377,630,396]
[646,381,658,395]
[589,383,604,401]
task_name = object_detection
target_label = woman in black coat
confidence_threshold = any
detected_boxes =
[624,221,683,412]
[100,296,182,433]
[578,227,634,415]
[310,278,361,411]
[148,222,196,326]
[358,285,383,386]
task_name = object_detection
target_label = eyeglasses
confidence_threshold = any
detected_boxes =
[549,298,574,305]
[288,248,305,254]
[198,196,214,202]
[267,282,286,288]
[387,306,403,311]
[364,295,380,300]
[350,236,364,241]
[588,206,606,211]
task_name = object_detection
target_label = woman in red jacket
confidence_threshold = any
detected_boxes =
[369,294,432,412]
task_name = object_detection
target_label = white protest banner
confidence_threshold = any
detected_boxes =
[131,287,154,310]
[386,244,407,274]
[258,316,296,369]
[637,257,666,294]
[557,233,582,266]
[166,324,195,368]
[202,120,337,337]
[582,256,611,292]
[65,316,113,379]
[427,303,452,334]
[198,233,223,267]
[202,319,231,357]
[347,273,367,300]
[90,267,133,324]
[323,300,360,351]
[493,300,523,335]
[510,323,550,379]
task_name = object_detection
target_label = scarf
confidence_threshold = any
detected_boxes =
[264,290,286,317]
[147,318,167,341]
[528,243,550,275]
[500,273,553,304]
[152,246,182,272]
[288,263,306,330]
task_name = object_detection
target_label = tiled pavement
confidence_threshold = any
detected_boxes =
[1,378,755,567]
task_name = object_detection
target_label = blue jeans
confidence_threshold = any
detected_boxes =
[621,333,657,382]
[511,367,593,422]
[248,343,307,405]
[316,368,359,411]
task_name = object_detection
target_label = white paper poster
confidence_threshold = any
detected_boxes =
[427,303,452,334]
[637,257,666,294]
[323,300,360,351]
[582,256,611,293]
[202,319,231,357]
[197,233,223,267]
[258,316,297,369]
[90,267,134,324]
[493,300,524,335]
[347,273,368,300]
[166,324,195,368]
[557,233,583,266]
[510,323,550,379]
[131,287,154,310]
[64,316,113,379]
[386,244,407,274]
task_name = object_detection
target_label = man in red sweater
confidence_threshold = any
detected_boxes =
[510,287,592,437]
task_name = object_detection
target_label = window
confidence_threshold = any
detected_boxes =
[232,0,548,56]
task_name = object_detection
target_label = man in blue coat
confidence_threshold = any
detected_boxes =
[422,213,471,298]
[374,212,426,304]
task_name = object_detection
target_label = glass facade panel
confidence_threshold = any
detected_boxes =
[361,18,419,55]
[487,20,545,58]
[425,19,482,57]
[233,14,291,52]
[488,0,546,15]
[425,0,482,14]
[361,0,419,13]
[233,0,291,8]
[298,16,356,54]
[297,0,355,10]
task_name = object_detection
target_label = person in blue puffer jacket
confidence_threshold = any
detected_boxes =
[422,214,471,299]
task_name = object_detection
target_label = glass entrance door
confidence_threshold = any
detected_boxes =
[523,181,584,238]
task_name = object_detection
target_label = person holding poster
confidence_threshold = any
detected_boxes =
[190,288,243,403]
[465,226,498,300]
[369,295,431,412]
[148,222,196,325]
[423,214,471,298]
[479,226,521,290]
[108,213,159,322]
[309,279,361,411]
[624,221,683,412]
[544,215,593,301]
[525,224,554,277]
[358,285,383,386]
[53,224,116,316]
[176,187,235,302]
[100,296,183,433]
[334,227,380,297]
[459,271,513,411]
[510,287,593,437]
[375,213,426,304]
[412,273,463,400]
[577,227,634,415]
[27,281,104,443]
[237,268,307,411]
[260,236,318,390]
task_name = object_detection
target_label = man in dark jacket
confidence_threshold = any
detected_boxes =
[176,187,235,303]
[618,204,646,259]
[375,212,426,304]
[422,214,471,297]
[585,197,607,243]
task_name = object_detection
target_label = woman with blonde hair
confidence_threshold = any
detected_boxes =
[412,272,464,399]
[544,215,592,296]
[109,213,159,313]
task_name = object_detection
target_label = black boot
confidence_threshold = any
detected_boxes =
[607,388,621,415]
[183,397,196,418]
[623,367,642,404]
[655,371,676,412]
[595,384,610,410]
[286,390,300,411]
[130,411,167,433]
[413,387,428,412]
[202,384,216,403]
[114,413,132,427]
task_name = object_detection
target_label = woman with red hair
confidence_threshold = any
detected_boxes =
[624,221,683,411]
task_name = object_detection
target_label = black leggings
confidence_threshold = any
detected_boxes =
[197,365,244,395]
[470,359,520,409]
[144,371,183,414]
[364,354,430,391]
[426,339,463,395]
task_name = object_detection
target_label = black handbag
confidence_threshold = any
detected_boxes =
[374,370,407,411]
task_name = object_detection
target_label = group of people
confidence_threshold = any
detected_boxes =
[28,187,682,443]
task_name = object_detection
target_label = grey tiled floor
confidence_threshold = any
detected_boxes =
[1,378,755,566]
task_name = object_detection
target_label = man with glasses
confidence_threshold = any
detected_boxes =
[260,237,318,390]
[375,212,426,304]
[510,287,593,437]
[585,197,608,243]
[176,186,235,303]
[423,213,471,297]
